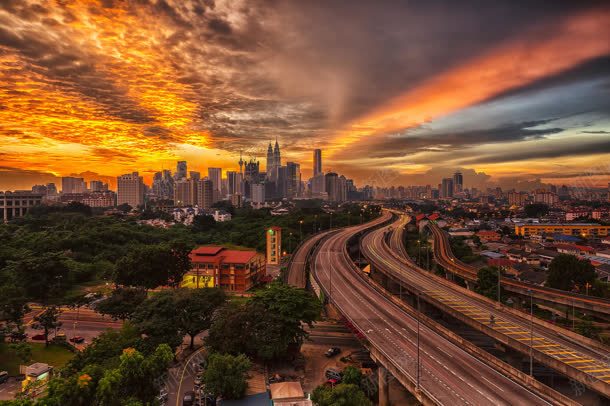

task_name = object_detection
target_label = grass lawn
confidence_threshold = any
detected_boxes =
[0,343,74,376]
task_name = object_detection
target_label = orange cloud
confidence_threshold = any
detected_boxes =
[328,8,610,153]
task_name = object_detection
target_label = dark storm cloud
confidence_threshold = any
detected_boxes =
[458,138,610,165]
[336,119,566,159]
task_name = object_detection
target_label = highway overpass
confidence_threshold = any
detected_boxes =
[427,221,610,318]
[309,212,573,405]
[361,212,610,398]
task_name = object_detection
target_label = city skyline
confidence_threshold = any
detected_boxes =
[1,1,609,191]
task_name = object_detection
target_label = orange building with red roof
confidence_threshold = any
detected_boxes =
[181,246,266,292]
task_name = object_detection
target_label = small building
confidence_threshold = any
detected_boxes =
[21,363,52,395]
[270,382,311,406]
[266,226,282,265]
[476,230,501,242]
[1,191,44,221]
[182,246,265,292]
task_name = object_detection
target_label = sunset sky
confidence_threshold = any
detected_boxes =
[1,0,609,190]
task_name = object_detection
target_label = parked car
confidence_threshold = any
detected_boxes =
[325,347,341,357]
[69,336,85,344]
[31,334,46,341]
[0,371,9,384]
[9,332,27,342]
[325,368,342,380]
[182,390,195,406]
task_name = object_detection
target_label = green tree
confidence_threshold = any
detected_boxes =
[547,254,596,292]
[311,383,372,406]
[202,353,251,399]
[4,253,70,302]
[192,215,216,232]
[130,291,184,352]
[113,243,191,290]
[341,366,363,386]
[250,282,322,346]
[176,288,226,349]
[96,288,147,321]
[475,266,501,301]
[32,305,62,347]
[524,203,549,218]
[0,285,30,336]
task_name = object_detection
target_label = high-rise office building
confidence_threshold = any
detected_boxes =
[117,172,144,207]
[441,178,454,198]
[175,161,187,181]
[89,180,108,192]
[266,138,281,182]
[152,170,174,200]
[313,149,322,176]
[208,168,222,202]
[196,179,214,209]
[453,171,463,194]
[61,177,86,194]
[276,166,288,199]
[286,162,301,198]
[190,171,201,181]
[251,183,265,204]
[325,172,340,202]
[311,173,326,198]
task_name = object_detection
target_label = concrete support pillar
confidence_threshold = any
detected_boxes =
[465,280,473,291]
[378,366,389,406]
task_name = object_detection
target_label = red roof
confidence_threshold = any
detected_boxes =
[487,258,513,267]
[428,213,440,221]
[555,244,594,253]
[190,246,258,264]
[415,214,426,221]
[477,231,499,236]
[192,246,224,256]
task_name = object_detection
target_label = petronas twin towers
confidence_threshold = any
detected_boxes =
[266,138,281,182]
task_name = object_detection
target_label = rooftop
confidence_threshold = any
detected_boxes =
[190,246,258,264]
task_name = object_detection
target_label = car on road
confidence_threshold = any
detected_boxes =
[69,336,85,344]
[182,390,195,406]
[0,371,9,384]
[31,334,46,341]
[324,347,341,357]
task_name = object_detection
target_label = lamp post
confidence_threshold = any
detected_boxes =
[585,282,591,296]
[289,232,293,253]
[330,212,333,229]
[348,211,351,226]
[313,215,317,233]
[299,220,303,242]
[527,289,534,377]
[416,293,421,390]
[417,240,421,265]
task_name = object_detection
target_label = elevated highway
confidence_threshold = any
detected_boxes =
[427,221,610,317]
[364,213,610,398]
[311,211,567,405]
[285,230,333,288]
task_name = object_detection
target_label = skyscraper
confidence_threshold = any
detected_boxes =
[441,178,454,198]
[190,171,201,181]
[325,172,339,202]
[196,179,214,209]
[453,171,463,194]
[286,162,301,198]
[266,138,281,181]
[251,183,265,204]
[117,172,144,207]
[208,168,222,202]
[61,177,86,193]
[313,149,322,176]
[175,161,187,181]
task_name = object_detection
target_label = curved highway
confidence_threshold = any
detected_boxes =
[312,212,555,405]
[368,213,610,397]
[428,221,610,317]
[286,231,333,288]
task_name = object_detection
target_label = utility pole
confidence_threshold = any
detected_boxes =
[289,232,293,253]
[417,293,421,390]
[330,212,333,229]
[299,220,303,242]
[527,289,534,377]
[497,267,501,303]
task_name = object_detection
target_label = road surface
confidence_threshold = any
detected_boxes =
[365,214,610,397]
[313,212,553,405]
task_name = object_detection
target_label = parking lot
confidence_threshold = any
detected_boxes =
[0,378,21,401]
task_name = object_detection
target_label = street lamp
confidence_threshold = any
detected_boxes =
[330,212,333,229]
[289,232,293,253]
[527,289,533,377]
[416,293,421,390]
[313,215,317,233]
[299,220,303,242]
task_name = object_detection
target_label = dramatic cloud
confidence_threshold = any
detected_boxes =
[0,0,609,188]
